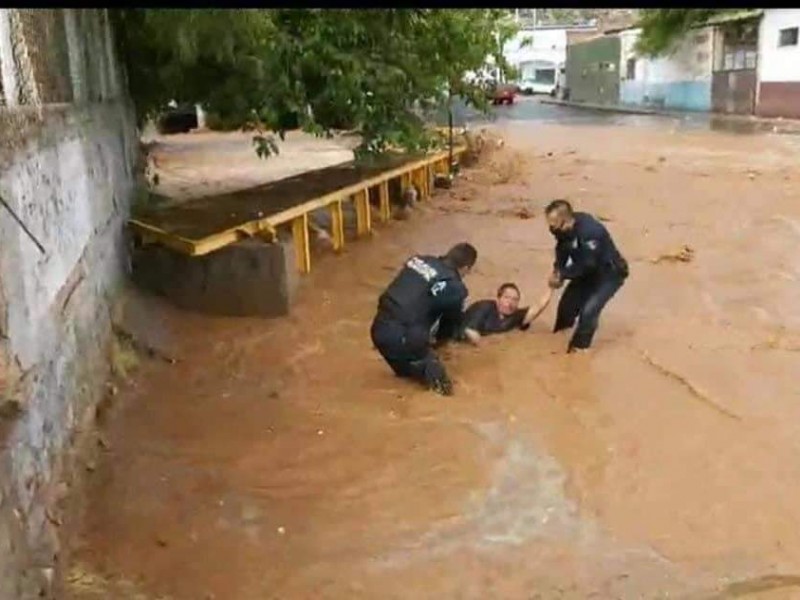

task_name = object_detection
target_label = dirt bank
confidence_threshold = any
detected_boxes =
[67,122,800,599]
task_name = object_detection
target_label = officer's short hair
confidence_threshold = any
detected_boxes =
[545,199,573,216]
[443,243,477,270]
[497,282,520,298]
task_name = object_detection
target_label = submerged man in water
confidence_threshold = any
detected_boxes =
[459,282,553,346]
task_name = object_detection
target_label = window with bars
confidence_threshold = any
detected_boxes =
[626,58,636,80]
[779,27,799,47]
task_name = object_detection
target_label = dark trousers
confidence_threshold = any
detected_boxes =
[370,314,448,385]
[554,274,624,350]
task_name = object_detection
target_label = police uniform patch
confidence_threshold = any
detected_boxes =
[431,281,447,296]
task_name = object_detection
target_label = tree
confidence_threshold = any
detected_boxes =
[635,9,747,56]
[111,9,518,158]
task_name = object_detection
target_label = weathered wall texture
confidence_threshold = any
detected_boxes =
[0,9,137,598]
[757,9,800,118]
[620,27,714,112]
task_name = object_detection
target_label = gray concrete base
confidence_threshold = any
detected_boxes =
[131,236,297,318]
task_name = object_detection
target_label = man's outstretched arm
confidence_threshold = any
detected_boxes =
[522,288,554,326]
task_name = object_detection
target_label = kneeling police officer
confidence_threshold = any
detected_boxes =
[370,243,477,396]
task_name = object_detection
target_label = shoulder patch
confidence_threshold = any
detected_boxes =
[406,256,438,281]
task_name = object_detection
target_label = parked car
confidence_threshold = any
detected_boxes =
[518,78,557,97]
[157,103,199,135]
[489,82,517,106]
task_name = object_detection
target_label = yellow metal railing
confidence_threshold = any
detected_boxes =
[130,144,467,274]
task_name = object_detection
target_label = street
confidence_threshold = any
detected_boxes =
[66,107,800,599]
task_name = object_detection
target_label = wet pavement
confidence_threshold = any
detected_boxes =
[450,96,800,139]
[65,112,800,599]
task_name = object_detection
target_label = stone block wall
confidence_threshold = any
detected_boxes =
[0,9,137,598]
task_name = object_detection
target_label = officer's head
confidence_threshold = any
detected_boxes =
[496,282,521,316]
[545,199,576,235]
[442,242,477,277]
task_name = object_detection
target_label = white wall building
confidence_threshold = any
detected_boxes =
[618,27,714,112]
[504,22,597,94]
[756,9,800,118]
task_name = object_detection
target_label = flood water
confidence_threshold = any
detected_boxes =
[66,116,800,599]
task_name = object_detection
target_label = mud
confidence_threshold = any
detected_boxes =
[66,121,800,599]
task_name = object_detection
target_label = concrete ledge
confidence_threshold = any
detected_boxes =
[541,97,800,133]
[131,237,297,318]
[541,97,666,116]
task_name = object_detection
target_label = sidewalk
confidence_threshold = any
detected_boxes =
[541,97,800,134]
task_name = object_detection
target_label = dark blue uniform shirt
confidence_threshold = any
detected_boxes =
[553,212,627,280]
[378,255,468,337]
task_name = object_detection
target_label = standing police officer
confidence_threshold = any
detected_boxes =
[370,243,477,396]
[545,200,628,353]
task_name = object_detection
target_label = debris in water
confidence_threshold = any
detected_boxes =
[156,536,169,548]
[651,245,694,264]
[277,526,286,535]
[516,208,534,220]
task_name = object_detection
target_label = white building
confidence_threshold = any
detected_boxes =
[618,27,714,112]
[504,20,597,94]
[756,9,800,118]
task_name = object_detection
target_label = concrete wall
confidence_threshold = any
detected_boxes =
[565,35,621,105]
[757,9,800,118]
[619,27,714,112]
[0,9,137,598]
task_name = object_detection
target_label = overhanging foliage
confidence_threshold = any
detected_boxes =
[111,9,518,158]
[634,9,751,57]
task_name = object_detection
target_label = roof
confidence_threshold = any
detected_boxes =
[567,32,615,46]
[601,10,763,37]
[517,22,599,33]
[604,25,638,35]
[700,9,763,26]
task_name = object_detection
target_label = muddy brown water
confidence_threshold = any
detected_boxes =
[66,122,800,599]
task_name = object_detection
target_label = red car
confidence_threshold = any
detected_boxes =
[491,83,517,106]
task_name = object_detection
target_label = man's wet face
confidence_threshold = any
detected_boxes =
[497,287,521,316]
[546,209,574,236]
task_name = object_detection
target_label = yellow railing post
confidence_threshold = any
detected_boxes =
[413,168,422,200]
[329,200,345,252]
[354,189,371,236]
[378,181,391,223]
[292,213,311,273]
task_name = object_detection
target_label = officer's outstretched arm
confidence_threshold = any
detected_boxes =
[523,288,554,326]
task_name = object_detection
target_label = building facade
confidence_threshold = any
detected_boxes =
[504,21,598,93]
[756,9,800,118]
[619,27,714,112]
[0,9,137,597]
[565,34,621,105]
[710,12,761,115]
